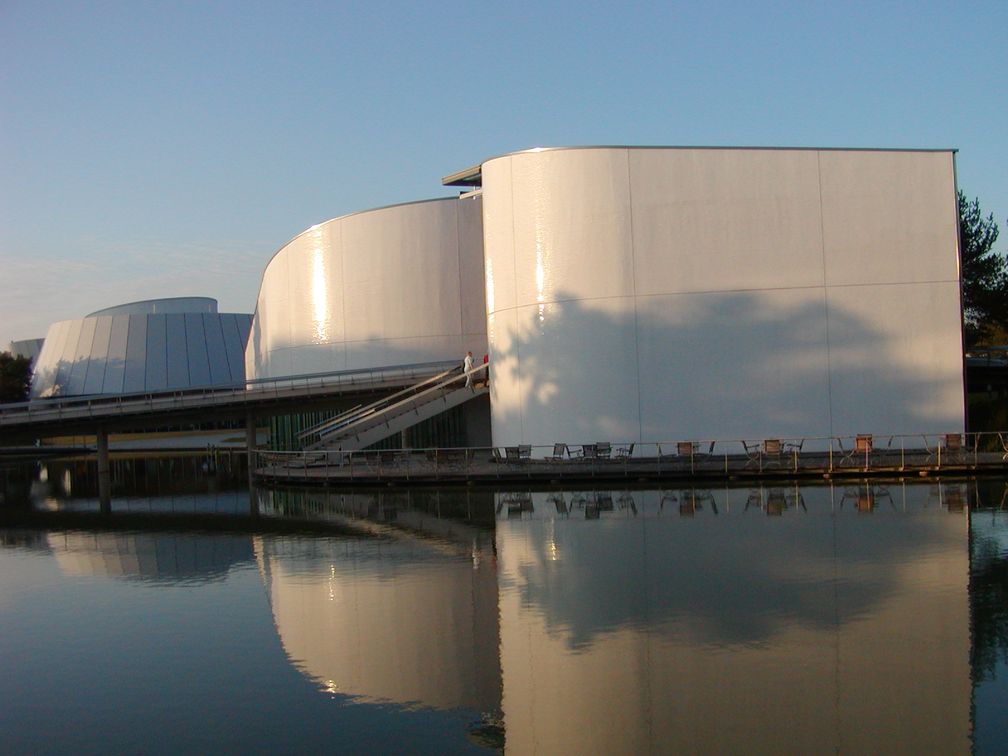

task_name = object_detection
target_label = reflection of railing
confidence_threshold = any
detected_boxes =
[252,431,1008,483]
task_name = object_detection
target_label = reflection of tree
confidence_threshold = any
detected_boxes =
[970,522,1008,682]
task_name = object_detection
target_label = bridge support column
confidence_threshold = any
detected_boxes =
[97,427,111,511]
[245,413,256,489]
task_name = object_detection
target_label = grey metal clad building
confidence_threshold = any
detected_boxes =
[31,298,252,398]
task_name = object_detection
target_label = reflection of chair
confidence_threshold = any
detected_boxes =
[678,488,717,516]
[616,492,637,514]
[659,491,678,513]
[596,493,614,511]
[503,492,533,517]
[547,492,568,516]
[839,483,892,513]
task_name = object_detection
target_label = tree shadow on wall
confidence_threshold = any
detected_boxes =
[490,288,957,444]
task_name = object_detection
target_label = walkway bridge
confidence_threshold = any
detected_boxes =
[299,363,489,452]
[0,360,460,442]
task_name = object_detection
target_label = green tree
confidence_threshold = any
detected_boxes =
[0,351,32,402]
[959,191,1008,346]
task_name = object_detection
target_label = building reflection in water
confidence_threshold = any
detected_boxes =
[254,488,503,717]
[46,531,255,583]
[3,466,987,751]
[495,483,972,754]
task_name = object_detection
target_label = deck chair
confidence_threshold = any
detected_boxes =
[547,443,568,462]
[615,442,635,459]
[596,442,612,459]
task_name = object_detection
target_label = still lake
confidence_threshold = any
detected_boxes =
[2,456,1007,754]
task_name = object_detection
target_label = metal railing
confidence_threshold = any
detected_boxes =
[251,431,1008,482]
[0,360,458,427]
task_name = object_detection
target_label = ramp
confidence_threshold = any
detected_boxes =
[300,363,489,452]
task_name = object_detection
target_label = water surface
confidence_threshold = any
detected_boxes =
[2,460,1007,753]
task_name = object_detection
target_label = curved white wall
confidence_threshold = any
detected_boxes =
[245,197,486,382]
[482,147,964,446]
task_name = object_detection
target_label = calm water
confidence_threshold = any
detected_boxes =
[2,458,1008,754]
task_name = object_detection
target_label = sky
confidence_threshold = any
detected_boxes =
[1,0,1006,348]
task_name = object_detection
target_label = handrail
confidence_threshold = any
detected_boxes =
[0,360,459,426]
[298,364,466,441]
[307,363,489,448]
[254,430,1006,483]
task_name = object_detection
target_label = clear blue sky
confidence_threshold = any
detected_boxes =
[2,0,1005,347]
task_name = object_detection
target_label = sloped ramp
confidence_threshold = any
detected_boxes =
[301,364,488,452]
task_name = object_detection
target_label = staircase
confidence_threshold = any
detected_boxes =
[298,363,489,452]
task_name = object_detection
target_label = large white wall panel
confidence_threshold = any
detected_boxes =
[826,281,965,435]
[482,147,964,446]
[246,197,486,382]
[629,149,824,294]
[819,151,958,287]
[636,289,831,442]
[511,149,634,304]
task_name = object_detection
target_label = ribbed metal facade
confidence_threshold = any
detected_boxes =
[31,299,252,398]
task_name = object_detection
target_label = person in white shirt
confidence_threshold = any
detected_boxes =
[463,351,474,387]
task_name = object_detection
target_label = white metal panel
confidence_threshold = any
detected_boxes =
[261,246,292,370]
[54,319,84,395]
[486,310,523,445]
[629,148,824,295]
[203,314,231,386]
[819,151,959,287]
[65,317,97,395]
[273,343,344,377]
[826,281,965,436]
[103,314,130,394]
[636,288,832,442]
[481,157,517,315]
[342,200,461,343]
[506,298,640,447]
[165,314,190,389]
[144,315,168,392]
[30,320,69,397]
[221,314,252,384]
[457,195,488,338]
[509,149,634,306]
[285,222,345,352]
[123,316,148,393]
[184,313,212,387]
[83,316,113,395]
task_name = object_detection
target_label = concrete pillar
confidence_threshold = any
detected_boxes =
[96,427,111,511]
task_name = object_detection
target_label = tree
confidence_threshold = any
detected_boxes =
[959,191,1008,346]
[0,351,32,402]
